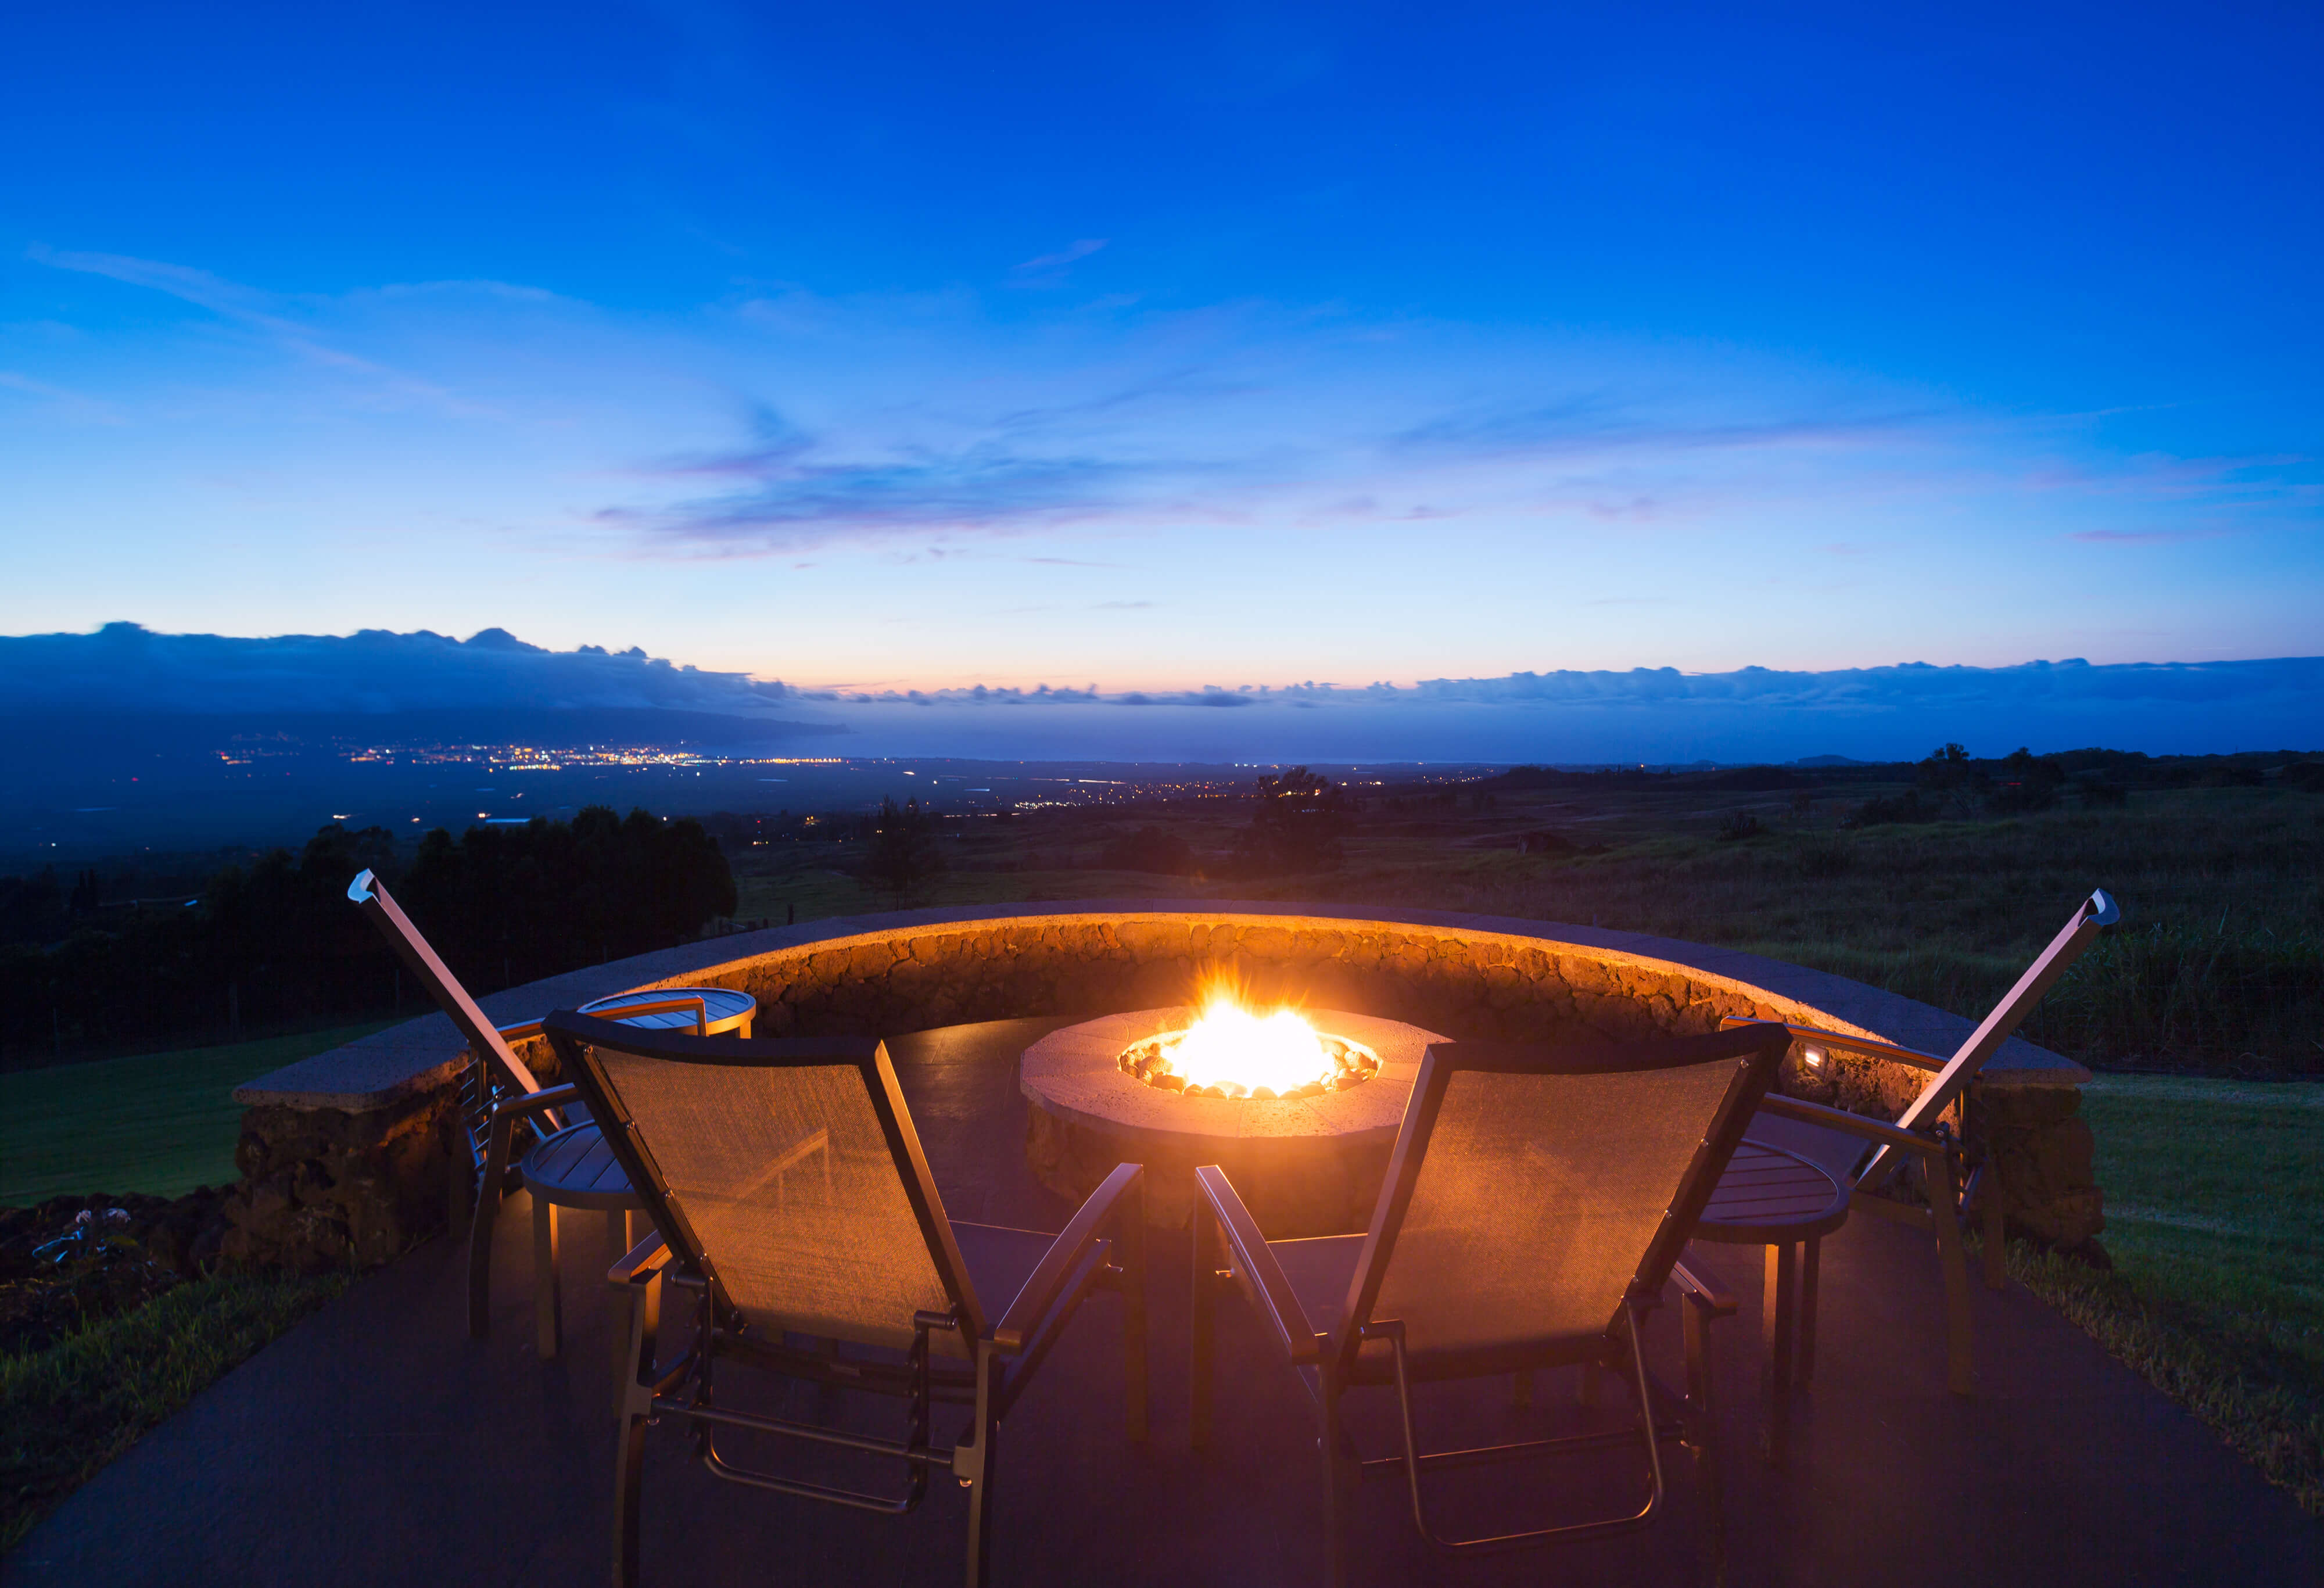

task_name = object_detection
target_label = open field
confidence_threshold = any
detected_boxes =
[0,1021,399,1204]
[730,782,2324,1075]
[2010,1073,2324,1512]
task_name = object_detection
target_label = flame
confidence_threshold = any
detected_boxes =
[1161,998,1329,1097]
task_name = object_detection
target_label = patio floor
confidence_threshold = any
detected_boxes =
[6,1016,2316,1587]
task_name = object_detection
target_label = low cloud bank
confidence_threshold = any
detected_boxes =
[1,622,815,718]
[4,625,2316,763]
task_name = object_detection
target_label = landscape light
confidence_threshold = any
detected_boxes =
[1802,1045,1827,1070]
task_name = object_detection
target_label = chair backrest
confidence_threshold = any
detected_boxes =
[543,1010,985,1352]
[1862,887,2119,1187]
[347,869,550,1106]
[1331,1023,1788,1381]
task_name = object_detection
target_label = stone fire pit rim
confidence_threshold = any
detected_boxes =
[237,898,2089,1113]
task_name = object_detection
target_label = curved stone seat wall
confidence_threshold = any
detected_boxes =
[227,902,2099,1268]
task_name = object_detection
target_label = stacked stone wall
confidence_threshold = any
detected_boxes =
[224,913,2101,1266]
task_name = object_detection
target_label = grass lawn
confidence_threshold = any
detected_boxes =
[2005,1073,2324,1513]
[0,1021,399,1205]
[1,1268,352,1551]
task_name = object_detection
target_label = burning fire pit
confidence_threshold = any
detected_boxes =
[1021,1001,1443,1235]
[1116,999,1381,1099]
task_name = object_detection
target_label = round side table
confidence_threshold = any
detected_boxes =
[1691,1140,1851,1462]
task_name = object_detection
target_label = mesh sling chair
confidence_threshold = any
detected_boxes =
[1192,1022,1788,1587]
[540,1010,1150,1588]
[1716,887,2119,1395]
[350,868,709,1357]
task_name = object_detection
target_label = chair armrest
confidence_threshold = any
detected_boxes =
[1759,1093,1940,1156]
[1195,1164,1322,1365]
[1672,1257,1737,1318]
[494,1018,546,1044]
[609,1232,671,1289]
[489,1082,580,1122]
[1720,1017,1948,1073]
[993,1162,1143,1354]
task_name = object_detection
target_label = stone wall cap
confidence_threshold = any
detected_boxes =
[235,898,2087,1110]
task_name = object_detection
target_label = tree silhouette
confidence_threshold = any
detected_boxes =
[865,796,946,904]
[1234,766,1352,875]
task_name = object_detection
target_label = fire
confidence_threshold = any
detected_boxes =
[1167,1001,1329,1096]
[1117,992,1380,1100]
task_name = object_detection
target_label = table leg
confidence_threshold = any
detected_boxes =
[533,1196,562,1360]
[1798,1236,1821,1389]
[1762,1242,1795,1463]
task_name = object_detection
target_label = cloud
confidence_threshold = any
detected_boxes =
[0,622,833,718]
[27,246,485,415]
[5,624,2315,762]
[1007,239,1109,286]
[2069,527,2235,544]
[598,442,1159,549]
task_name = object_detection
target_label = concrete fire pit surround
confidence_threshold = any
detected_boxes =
[228,901,2099,1269]
[1020,1006,1446,1235]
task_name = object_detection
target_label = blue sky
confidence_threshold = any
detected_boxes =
[2,2,2318,717]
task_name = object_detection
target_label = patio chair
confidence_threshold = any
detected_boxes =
[1191,1022,1789,1587]
[1716,886,2120,1395]
[540,1009,1149,1588]
[350,868,704,1357]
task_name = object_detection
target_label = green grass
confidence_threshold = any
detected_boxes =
[1,1268,352,1551]
[0,1021,399,1204]
[2000,1074,2324,1513]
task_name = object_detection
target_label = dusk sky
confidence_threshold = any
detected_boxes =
[4,3,2319,713]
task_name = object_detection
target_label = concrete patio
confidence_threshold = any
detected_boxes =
[6,1014,2316,1587]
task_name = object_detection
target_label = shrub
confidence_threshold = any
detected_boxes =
[1714,811,1763,842]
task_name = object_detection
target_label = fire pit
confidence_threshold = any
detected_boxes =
[1021,1003,1444,1235]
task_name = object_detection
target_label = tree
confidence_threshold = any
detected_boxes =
[1234,766,1353,875]
[865,797,946,904]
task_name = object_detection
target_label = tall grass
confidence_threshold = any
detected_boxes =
[2036,920,2324,1075]
[1324,791,2324,1074]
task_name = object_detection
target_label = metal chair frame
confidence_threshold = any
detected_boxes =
[545,1010,1148,1588]
[1193,1024,1788,1586]
[350,869,718,1356]
[1717,887,2121,1395]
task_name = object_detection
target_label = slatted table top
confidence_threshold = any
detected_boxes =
[575,985,756,1034]
[1694,1141,1851,1245]
[521,1121,637,1210]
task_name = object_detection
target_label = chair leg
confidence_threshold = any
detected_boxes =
[612,1268,661,1588]
[1190,1208,1217,1449]
[1319,1390,1357,1588]
[533,1195,563,1360]
[1930,1201,1975,1397]
[468,1120,517,1340]
[1797,1236,1821,1389]
[962,1349,1003,1588]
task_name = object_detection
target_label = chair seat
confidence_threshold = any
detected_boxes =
[1264,1232,1611,1382]
[519,1121,640,1211]
[1743,1109,1873,1188]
